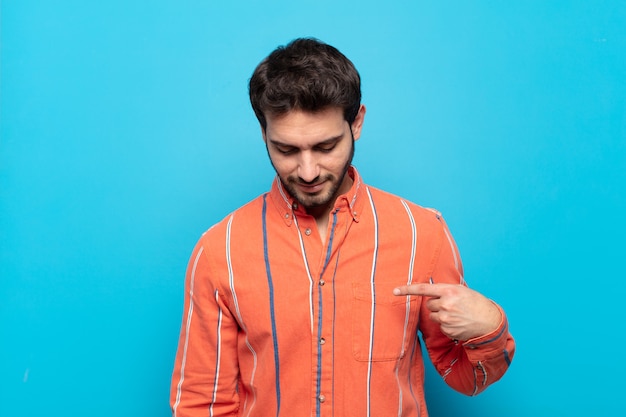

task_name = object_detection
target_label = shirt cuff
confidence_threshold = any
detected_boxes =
[462,303,509,359]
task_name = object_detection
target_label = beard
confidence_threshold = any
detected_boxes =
[272,139,355,212]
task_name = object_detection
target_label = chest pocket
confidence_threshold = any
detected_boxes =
[351,281,419,362]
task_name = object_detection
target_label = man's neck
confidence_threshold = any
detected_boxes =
[307,172,354,242]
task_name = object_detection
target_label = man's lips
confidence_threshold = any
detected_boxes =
[297,181,326,193]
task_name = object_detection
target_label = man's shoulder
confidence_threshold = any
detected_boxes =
[198,193,267,241]
[365,185,444,223]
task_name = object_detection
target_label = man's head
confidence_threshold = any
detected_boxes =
[249,38,361,131]
[249,38,365,218]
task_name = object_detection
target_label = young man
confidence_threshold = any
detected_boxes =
[171,38,515,417]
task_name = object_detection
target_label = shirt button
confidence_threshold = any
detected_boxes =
[305,228,312,236]
[292,202,298,210]
[319,279,325,286]
[318,394,326,403]
[319,338,326,345]
[284,213,289,219]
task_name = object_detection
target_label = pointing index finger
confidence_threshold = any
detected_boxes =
[393,283,448,297]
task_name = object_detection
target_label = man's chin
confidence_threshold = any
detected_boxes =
[296,196,330,210]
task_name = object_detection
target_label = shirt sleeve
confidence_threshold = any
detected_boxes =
[170,237,241,416]
[419,214,516,396]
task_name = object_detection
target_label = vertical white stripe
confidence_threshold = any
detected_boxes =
[349,172,361,208]
[399,200,417,355]
[442,225,465,285]
[394,200,418,415]
[277,179,315,332]
[425,208,465,286]
[209,290,223,417]
[226,215,259,416]
[472,367,479,396]
[442,358,458,381]
[478,361,488,386]
[276,178,292,209]
[172,246,204,416]
[365,187,378,417]
[292,214,315,334]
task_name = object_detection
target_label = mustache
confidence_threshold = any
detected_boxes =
[288,174,334,185]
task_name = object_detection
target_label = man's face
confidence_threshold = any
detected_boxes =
[263,106,365,218]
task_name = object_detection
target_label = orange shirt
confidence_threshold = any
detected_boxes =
[171,167,515,417]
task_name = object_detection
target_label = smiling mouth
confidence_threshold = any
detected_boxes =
[297,182,325,193]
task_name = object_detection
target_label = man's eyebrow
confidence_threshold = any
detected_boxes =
[268,134,344,148]
[267,138,295,148]
[315,135,344,145]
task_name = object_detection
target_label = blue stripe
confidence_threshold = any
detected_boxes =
[321,211,338,276]
[504,349,511,366]
[262,195,281,416]
[466,320,508,347]
[330,251,340,417]
[315,283,323,417]
[316,211,339,417]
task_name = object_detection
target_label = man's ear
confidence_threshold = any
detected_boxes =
[351,104,366,141]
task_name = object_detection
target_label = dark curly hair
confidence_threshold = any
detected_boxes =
[249,38,361,130]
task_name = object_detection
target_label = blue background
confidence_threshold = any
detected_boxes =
[1,1,624,416]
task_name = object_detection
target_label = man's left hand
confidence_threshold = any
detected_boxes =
[393,283,502,342]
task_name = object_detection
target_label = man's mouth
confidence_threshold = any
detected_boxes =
[297,181,326,194]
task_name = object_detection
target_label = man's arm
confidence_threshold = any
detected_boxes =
[394,215,515,396]
[170,240,240,416]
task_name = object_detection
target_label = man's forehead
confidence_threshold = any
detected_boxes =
[264,109,347,145]
[265,107,344,128]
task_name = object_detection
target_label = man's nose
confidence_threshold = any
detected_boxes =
[297,152,320,183]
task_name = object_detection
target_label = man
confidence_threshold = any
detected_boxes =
[171,38,515,417]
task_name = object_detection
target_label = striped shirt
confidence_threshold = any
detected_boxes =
[171,167,515,417]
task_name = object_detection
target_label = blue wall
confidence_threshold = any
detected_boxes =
[1,1,624,416]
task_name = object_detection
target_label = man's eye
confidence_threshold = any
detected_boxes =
[277,147,297,155]
[316,144,336,153]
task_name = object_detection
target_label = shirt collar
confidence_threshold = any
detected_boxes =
[269,166,366,226]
